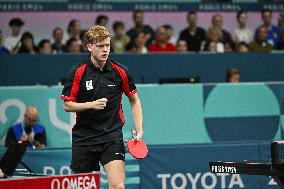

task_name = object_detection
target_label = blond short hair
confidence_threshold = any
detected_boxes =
[85,25,111,44]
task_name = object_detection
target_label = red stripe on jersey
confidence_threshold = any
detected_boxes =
[112,63,136,97]
[69,64,87,102]
[118,92,125,125]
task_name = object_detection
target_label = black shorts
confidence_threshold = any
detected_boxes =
[71,140,125,173]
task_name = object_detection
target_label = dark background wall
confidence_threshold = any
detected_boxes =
[0,52,284,86]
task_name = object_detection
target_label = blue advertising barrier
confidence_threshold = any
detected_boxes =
[0,142,279,189]
[1,53,284,86]
[0,83,283,148]
[0,148,140,189]
[140,143,279,189]
[0,1,284,12]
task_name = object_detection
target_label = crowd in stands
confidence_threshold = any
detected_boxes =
[1,9,284,55]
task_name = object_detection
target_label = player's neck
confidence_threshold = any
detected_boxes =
[91,56,106,71]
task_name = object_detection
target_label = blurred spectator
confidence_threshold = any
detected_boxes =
[226,68,240,83]
[203,27,224,52]
[38,39,52,54]
[80,29,88,52]
[95,15,109,27]
[232,11,253,44]
[163,24,174,43]
[207,41,217,52]
[236,42,250,52]
[126,31,148,54]
[126,9,155,48]
[5,106,47,148]
[67,19,81,42]
[148,26,176,53]
[66,37,81,53]
[224,41,235,52]
[4,18,24,52]
[179,11,206,52]
[52,27,66,54]
[276,30,284,50]
[249,26,274,52]
[111,21,130,53]
[0,30,9,54]
[176,39,188,52]
[17,32,38,54]
[211,14,233,44]
[258,9,281,48]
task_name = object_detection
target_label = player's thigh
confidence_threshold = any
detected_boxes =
[71,144,100,173]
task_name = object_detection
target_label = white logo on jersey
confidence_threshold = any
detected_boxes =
[86,80,93,90]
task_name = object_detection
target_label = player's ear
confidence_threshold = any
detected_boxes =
[86,43,93,52]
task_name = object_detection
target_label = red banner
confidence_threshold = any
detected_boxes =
[0,173,100,189]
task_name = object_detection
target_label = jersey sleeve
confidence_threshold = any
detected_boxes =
[60,66,78,102]
[122,68,137,97]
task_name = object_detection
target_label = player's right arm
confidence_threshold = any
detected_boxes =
[63,98,108,112]
[61,64,107,113]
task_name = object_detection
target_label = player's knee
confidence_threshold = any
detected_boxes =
[109,182,124,189]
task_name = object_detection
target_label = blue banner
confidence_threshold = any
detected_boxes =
[0,148,140,189]
[0,142,280,189]
[0,1,284,12]
[140,143,279,189]
[0,83,283,148]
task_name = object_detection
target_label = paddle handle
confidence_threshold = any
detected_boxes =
[131,129,137,140]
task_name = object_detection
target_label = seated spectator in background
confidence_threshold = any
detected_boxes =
[224,41,235,52]
[4,18,24,52]
[148,26,176,53]
[179,11,206,52]
[236,42,250,52]
[80,29,88,52]
[206,41,217,52]
[163,24,174,43]
[203,27,224,52]
[16,32,38,54]
[232,11,253,45]
[38,39,52,54]
[52,27,66,54]
[126,9,155,48]
[111,21,130,53]
[95,15,109,27]
[249,26,274,52]
[211,14,233,44]
[67,19,81,42]
[5,106,47,148]
[176,39,188,52]
[226,68,240,83]
[126,31,148,54]
[276,30,284,50]
[258,9,281,48]
[66,37,81,53]
[0,30,9,54]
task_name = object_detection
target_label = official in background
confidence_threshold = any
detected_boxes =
[5,106,47,148]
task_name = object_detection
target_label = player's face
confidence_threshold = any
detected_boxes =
[87,37,111,63]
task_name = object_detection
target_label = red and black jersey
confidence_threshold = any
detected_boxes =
[61,58,137,144]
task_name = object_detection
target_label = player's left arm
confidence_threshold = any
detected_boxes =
[128,93,143,140]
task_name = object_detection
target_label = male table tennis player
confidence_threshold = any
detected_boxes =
[61,25,143,189]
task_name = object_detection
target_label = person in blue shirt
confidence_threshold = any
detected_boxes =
[259,9,281,48]
[0,30,9,55]
[5,106,47,148]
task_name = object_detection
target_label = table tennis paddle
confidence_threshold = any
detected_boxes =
[126,130,148,159]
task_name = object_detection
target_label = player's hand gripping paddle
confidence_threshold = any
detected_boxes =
[126,130,148,159]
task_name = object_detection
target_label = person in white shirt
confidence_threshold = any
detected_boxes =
[4,18,24,52]
[232,11,253,44]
